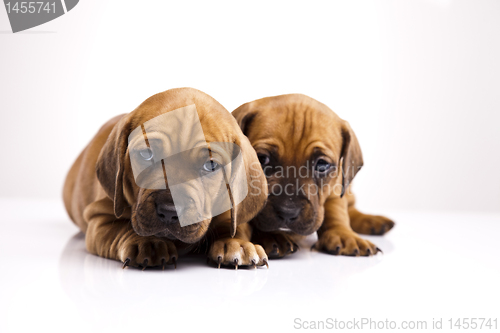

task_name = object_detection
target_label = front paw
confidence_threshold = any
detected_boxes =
[119,236,178,270]
[312,228,381,256]
[350,213,395,235]
[252,231,299,259]
[208,238,268,269]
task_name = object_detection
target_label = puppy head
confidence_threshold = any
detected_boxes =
[232,94,362,236]
[96,88,267,243]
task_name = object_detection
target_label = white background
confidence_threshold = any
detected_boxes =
[1,2,500,333]
[1,0,499,213]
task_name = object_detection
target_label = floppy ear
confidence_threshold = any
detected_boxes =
[96,115,130,218]
[230,105,268,237]
[225,182,238,238]
[227,135,268,237]
[232,103,257,137]
[339,121,363,198]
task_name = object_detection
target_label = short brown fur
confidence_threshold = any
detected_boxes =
[63,88,269,269]
[232,94,395,258]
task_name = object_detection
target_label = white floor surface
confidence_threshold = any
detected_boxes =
[1,199,499,333]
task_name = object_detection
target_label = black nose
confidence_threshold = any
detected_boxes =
[275,205,301,222]
[156,203,179,225]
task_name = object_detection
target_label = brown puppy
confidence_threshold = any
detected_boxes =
[232,94,395,258]
[63,88,268,269]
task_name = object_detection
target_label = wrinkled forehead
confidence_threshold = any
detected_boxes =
[127,103,247,227]
[196,107,238,143]
[129,104,204,154]
[129,103,237,151]
[248,101,343,155]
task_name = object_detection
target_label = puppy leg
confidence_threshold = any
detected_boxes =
[85,199,178,269]
[313,195,381,256]
[346,192,395,235]
[251,229,302,259]
[208,221,268,269]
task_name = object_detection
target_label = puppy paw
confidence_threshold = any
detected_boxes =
[350,213,395,235]
[119,236,178,270]
[252,231,299,259]
[208,238,268,269]
[312,228,381,256]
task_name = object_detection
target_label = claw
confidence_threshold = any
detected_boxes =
[328,246,341,255]
[142,258,149,271]
[366,248,372,256]
[172,257,177,269]
[217,256,222,269]
[263,258,269,269]
[161,258,166,270]
[376,247,384,254]
[122,258,130,269]
[251,259,257,269]
[292,243,299,253]
[234,258,239,270]
[353,249,359,257]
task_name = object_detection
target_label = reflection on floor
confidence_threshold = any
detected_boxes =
[1,199,499,333]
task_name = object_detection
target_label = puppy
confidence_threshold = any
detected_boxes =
[232,94,395,257]
[63,88,268,269]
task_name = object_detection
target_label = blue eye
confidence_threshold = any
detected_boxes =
[202,160,220,172]
[315,159,331,174]
[139,148,153,161]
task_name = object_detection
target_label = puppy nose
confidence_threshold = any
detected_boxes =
[156,203,179,225]
[275,205,301,221]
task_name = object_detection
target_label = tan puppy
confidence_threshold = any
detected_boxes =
[63,88,268,269]
[232,94,395,257]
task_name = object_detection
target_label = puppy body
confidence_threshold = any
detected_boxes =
[63,88,268,268]
[64,114,123,233]
[232,94,394,257]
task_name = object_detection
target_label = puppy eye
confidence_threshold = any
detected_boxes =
[257,153,270,166]
[314,159,331,174]
[139,148,154,161]
[202,160,220,172]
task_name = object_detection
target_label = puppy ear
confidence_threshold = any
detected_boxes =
[232,104,257,137]
[230,105,267,237]
[340,121,363,198]
[225,184,238,238]
[230,136,268,237]
[96,115,130,218]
